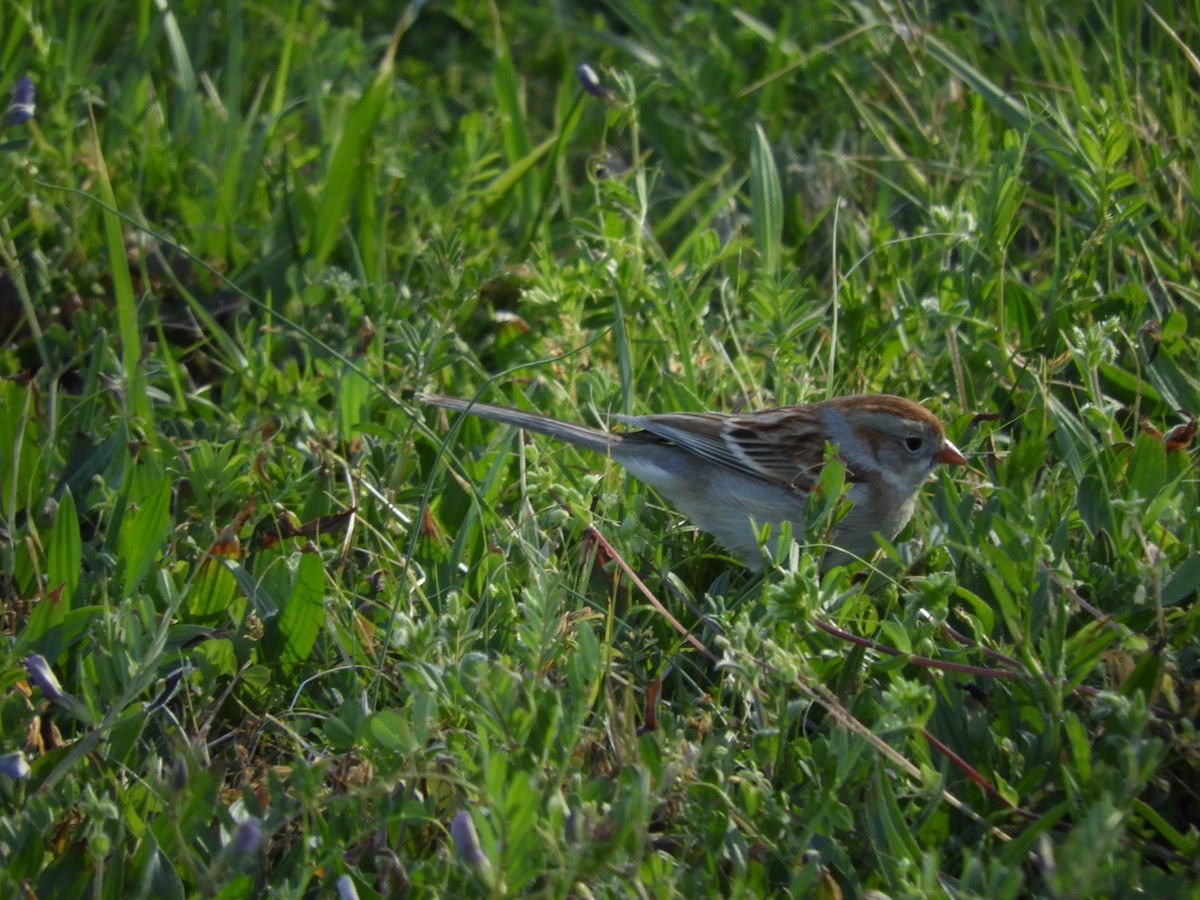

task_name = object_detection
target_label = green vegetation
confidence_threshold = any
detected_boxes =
[2,1,1198,896]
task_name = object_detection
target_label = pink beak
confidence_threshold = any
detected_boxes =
[935,440,967,467]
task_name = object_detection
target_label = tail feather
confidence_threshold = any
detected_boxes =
[417,393,619,455]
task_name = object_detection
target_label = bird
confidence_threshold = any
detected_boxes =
[418,392,967,569]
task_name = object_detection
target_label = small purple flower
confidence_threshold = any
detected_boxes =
[577,64,609,99]
[0,751,31,780]
[230,816,262,854]
[7,76,34,126]
[451,810,489,871]
[335,875,360,900]
[25,654,65,702]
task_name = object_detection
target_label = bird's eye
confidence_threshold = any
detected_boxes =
[903,436,925,453]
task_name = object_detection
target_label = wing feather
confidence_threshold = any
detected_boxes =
[613,407,840,490]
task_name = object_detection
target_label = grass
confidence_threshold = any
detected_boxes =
[2,0,1199,896]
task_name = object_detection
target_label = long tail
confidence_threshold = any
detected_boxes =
[417,393,619,455]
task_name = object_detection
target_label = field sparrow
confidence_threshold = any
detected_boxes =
[419,392,966,569]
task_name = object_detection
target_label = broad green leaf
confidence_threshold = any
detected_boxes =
[1125,432,1166,503]
[242,665,271,690]
[1121,649,1164,702]
[1077,470,1115,537]
[338,366,371,442]
[952,586,995,633]
[130,829,185,900]
[278,552,325,667]
[366,709,412,752]
[120,476,173,597]
[411,691,439,745]
[46,488,81,610]
[20,593,66,651]
[1098,363,1163,405]
[190,637,238,682]
[1163,556,1200,606]
[223,558,279,619]
[0,381,47,519]
[188,557,239,619]
[1160,311,1187,344]
[109,706,148,768]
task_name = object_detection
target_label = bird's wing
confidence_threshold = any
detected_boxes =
[614,408,845,490]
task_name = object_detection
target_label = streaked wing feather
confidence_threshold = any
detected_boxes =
[613,412,742,468]
[614,408,833,490]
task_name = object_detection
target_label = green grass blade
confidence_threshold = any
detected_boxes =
[491,3,536,224]
[310,11,415,268]
[749,123,783,277]
[89,119,152,426]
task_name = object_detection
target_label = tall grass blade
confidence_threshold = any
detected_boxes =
[310,8,418,268]
[749,124,783,277]
[89,119,152,426]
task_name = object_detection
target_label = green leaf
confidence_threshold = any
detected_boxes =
[1160,311,1187,344]
[1121,649,1164,701]
[47,488,81,610]
[158,0,197,100]
[277,552,325,667]
[1063,711,1091,781]
[21,594,67,650]
[213,875,255,899]
[865,765,923,884]
[241,665,272,690]
[1077,470,1115,537]
[877,621,912,654]
[0,381,47,519]
[130,829,185,900]
[1162,556,1200,606]
[366,709,412,752]
[566,621,601,701]
[338,366,371,442]
[120,476,173,597]
[1125,432,1166,503]
[411,690,439,745]
[1047,396,1094,481]
[1104,122,1130,170]
[109,706,148,768]
[188,557,239,619]
[953,586,995,633]
[483,133,558,205]
[224,557,279,619]
[1098,363,1162,406]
